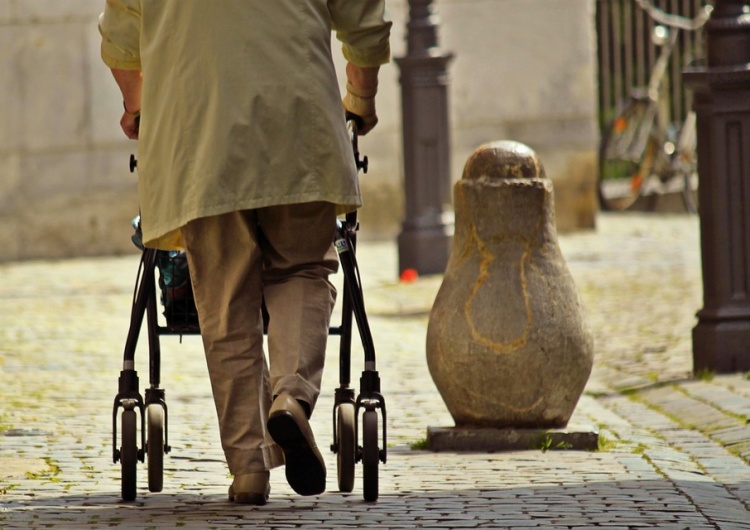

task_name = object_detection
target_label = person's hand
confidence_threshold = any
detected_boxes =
[120,104,140,140]
[111,69,143,139]
[343,82,378,135]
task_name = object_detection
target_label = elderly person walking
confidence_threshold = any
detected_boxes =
[99,0,391,505]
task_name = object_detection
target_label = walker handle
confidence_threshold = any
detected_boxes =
[346,112,368,174]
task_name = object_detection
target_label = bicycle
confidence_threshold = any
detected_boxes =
[598,1,712,213]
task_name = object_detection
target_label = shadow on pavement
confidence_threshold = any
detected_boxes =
[3,477,749,529]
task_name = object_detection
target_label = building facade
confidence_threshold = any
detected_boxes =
[0,0,598,261]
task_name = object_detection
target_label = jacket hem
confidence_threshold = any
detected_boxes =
[142,196,363,250]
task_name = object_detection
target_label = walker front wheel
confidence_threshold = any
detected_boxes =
[336,403,356,493]
[362,409,379,502]
[120,409,138,502]
[146,405,165,493]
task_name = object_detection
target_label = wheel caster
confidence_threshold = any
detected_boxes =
[146,404,165,493]
[362,409,379,502]
[336,402,356,492]
[120,409,138,501]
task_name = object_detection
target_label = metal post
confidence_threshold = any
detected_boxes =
[395,0,454,276]
[684,0,750,373]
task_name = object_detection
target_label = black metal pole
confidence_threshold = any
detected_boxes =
[685,0,750,373]
[395,0,454,276]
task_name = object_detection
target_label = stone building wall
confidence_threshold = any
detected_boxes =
[0,0,598,262]
[0,0,138,261]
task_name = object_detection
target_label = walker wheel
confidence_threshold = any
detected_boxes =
[336,403,356,492]
[362,409,379,502]
[146,405,165,492]
[120,409,138,501]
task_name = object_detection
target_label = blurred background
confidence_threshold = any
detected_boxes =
[3,0,695,262]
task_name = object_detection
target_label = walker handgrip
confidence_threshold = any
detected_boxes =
[346,111,365,133]
[345,112,368,174]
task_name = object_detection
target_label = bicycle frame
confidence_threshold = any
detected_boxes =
[627,25,680,162]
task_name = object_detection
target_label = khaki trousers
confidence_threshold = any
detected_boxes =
[181,203,338,474]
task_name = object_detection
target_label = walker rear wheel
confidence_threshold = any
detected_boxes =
[336,403,356,493]
[120,409,138,502]
[146,405,165,493]
[362,409,379,502]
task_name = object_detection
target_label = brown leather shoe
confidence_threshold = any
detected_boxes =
[267,394,326,496]
[228,471,270,505]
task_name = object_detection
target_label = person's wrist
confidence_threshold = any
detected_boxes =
[346,81,377,99]
[123,100,141,117]
[343,92,375,118]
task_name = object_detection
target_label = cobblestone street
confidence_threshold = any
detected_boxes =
[1,212,749,529]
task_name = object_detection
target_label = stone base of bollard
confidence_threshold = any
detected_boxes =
[427,425,599,452]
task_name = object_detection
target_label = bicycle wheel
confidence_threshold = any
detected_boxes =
[121,409,138,502]
[362,409,379,502]
[599,101,659,211]
[146,404,164,493]
[336,403,356,493]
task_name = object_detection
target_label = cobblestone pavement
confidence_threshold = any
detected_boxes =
[1,212,749,529]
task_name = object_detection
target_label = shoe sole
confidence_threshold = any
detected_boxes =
[267,411,326,496]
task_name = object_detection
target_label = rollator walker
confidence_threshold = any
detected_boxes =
[111,119,387,503]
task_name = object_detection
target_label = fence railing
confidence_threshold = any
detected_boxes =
[597,0,711,130]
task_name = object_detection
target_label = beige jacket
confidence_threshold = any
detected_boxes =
[100,1,391,249]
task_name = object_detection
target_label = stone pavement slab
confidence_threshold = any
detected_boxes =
[1,212,749,529]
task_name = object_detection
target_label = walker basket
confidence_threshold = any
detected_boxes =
[156,250,199,329]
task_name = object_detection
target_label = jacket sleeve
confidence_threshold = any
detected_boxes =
[99,0,142,70]
[328,0,392,67]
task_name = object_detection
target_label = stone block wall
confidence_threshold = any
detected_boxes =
[0,0,140,261]
[0,0,598,261]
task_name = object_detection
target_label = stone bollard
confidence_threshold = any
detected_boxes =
[426,141,594,433]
